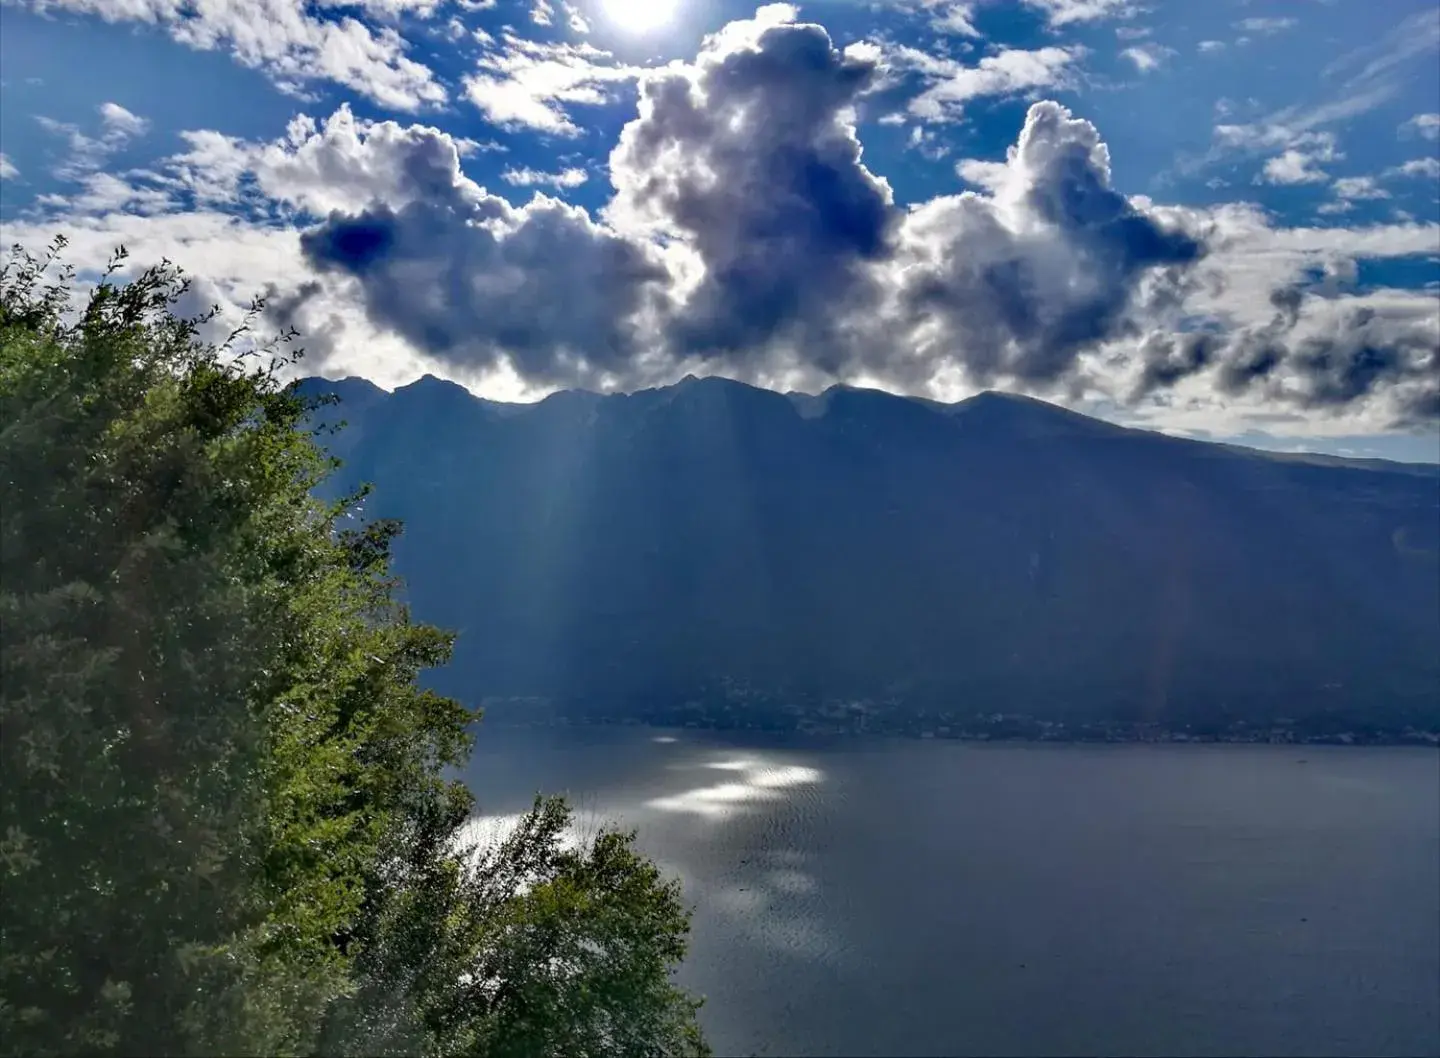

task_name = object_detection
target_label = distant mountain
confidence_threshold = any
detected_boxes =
[297,374,1440,736]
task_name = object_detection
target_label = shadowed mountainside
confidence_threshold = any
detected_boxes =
[299,374,1440,735]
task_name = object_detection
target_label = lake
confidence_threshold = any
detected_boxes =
[458,726,1440,1057]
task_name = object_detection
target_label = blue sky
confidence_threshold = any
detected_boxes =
[1,0,1437,460]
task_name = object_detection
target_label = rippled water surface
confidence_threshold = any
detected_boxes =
[459,728,1440,1057]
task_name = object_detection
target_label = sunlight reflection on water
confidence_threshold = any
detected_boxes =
[459,739,844,968]
[646,756,823,820]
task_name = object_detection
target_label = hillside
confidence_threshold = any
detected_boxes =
[299,374,1440,738]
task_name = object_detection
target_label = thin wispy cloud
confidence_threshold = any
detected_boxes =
[1235,17,1297,35]
[501,165,589,188]
[1121,43,1175,73]
[892,44,1081,122]
[34,101,151,180]
[464,33,639,134]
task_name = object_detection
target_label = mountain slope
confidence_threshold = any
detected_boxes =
[298,374,1440,734]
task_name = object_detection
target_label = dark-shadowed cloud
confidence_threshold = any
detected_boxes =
[891,100,1203,389]
[275,8,1439,422]
[302,189,668,385]
[606,13,895,372]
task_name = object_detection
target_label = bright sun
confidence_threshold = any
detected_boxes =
[602,0,676,33]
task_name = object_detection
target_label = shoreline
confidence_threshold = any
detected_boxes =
[471,712,1440,749]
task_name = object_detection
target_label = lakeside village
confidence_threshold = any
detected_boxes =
[476,690,1440,748]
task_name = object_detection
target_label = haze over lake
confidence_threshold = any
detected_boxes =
[460,727,1440,1058]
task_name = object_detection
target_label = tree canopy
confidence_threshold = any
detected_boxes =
[0,238,709,1057]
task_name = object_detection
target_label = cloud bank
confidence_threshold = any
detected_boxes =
[7,7,1439,428]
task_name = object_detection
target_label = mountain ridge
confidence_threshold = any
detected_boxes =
[294,371,1440,738]
[300,373,1440,474]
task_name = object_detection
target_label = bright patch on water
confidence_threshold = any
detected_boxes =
[646,756,823,820]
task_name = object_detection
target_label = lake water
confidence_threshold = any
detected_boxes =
[458,726,1440,1057]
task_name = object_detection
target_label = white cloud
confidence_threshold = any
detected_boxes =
[922,1,980,36]
[893,44,1081,122]
[1193,10,1439,179]
[1021,0,1134,28]
[140,105,485,217]
[0,154,18,180]
[907,126,951,160]
[464,34,640,134]
[98,102,148,137]
[1387,157,1440,180]
[530,0,553,26]
[34,102,152,179]
[1260,149,1331,185]
[1234,17,1296,34]
[317,0,445,16]
[501,165,589,189]
[15,0,445,110]
[8,8,1438,434]
[1331,175,1390,201]
[1250,131,1341,185]
[1400,112,1440,141]
[953,157,1008,191]
[1197,40,1225,54]
[1324,7,1440,88]
[1121,43,1174,73]
[33,171,176,215]
[563,2,590,33]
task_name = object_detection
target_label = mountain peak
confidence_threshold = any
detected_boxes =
[396,373,472,397]
[949,388,1129,439]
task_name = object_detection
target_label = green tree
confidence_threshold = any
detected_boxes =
[0,239,709,1057]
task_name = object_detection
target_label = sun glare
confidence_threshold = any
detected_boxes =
[602,0,677,33]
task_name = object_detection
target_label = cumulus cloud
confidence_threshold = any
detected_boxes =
[11,7,1438,429]
[893,101,1202,388]
[302,193,669,387]
[0,154,19,180]
[1125,200,1440,423]
[287,105,668,386]
[1331,175,1390,201]
[1387,157,1440,179]
[13,0,445,110]
[1260,148,1331,185]
[160,105,482,215]
[1205,302,1439,426]
[605,12,895,368]
[1238,130,1340,185]
[1400,112,1440,141]
[295,13,1201,395]
[280,9,1438,424]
